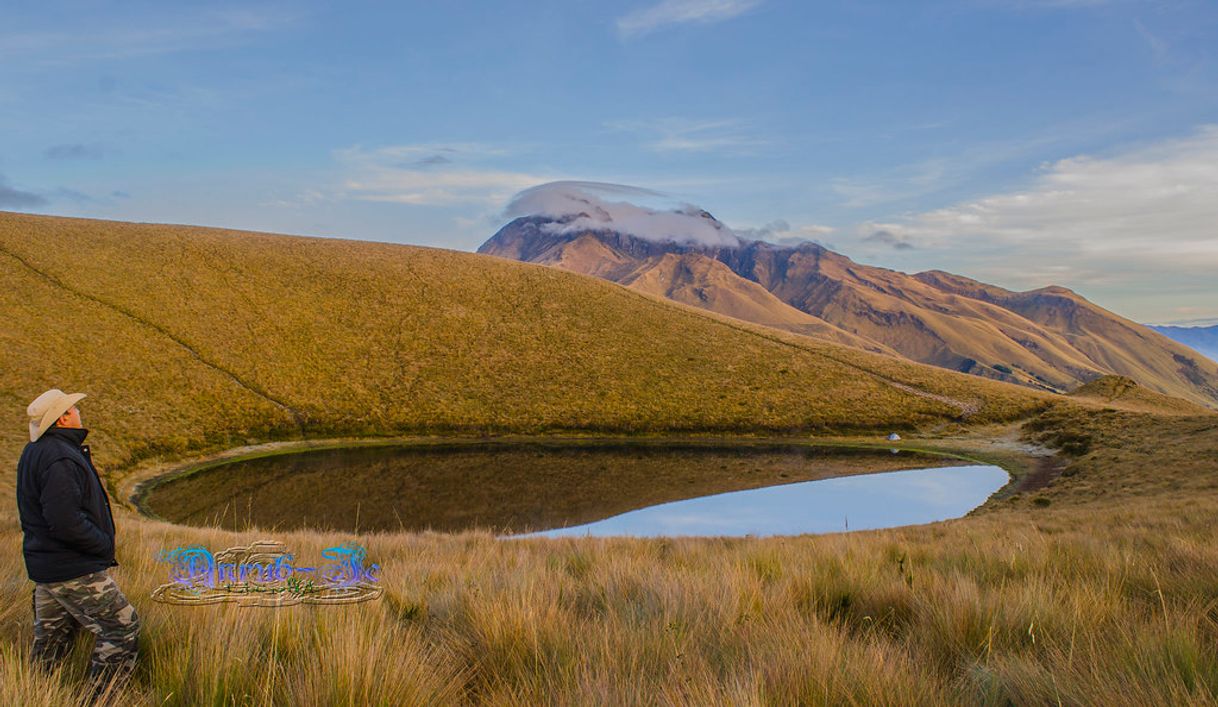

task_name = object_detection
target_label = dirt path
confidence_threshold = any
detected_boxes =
[887,381,981,419]
[1000,452,1068,495]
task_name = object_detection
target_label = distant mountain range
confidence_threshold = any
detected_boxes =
[1150,325,1218,363]
[480,213,1218,409]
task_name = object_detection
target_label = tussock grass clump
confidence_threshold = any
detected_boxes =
[3,494,1218,704]
[1015,405,1218,505]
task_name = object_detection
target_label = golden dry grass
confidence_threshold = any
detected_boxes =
[3,440,1218,706]
[0,211,1051,495]
[1067,374,1213,416]
[2,211,1217,704]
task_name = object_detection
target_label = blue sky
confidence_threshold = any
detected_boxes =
[2,0,1216,323]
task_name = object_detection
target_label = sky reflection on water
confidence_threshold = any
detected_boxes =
[521,464,1008,538]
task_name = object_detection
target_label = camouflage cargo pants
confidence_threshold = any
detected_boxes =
[31,569,141,686]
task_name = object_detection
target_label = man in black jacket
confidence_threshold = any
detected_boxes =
[17,389,140,693]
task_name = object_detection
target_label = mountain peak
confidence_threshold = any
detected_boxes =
[479,194,1218,409]
[1033,285,1079,297]
[502,181,742,248]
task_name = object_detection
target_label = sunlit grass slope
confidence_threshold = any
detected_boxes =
[0,211,1052,487]
[1,211,1217,704]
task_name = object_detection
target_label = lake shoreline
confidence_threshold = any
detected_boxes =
[121,428,1057,533]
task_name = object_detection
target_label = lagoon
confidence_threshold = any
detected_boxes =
[141,441,1008,536]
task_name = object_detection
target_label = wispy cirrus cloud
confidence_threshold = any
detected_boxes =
[832,159,956,209]
[0,5,300,64]
[607,117,769,154]
[616,0,762,37]
[830,117,1142,210]
[318,143,551,207]
[343,169,549,207]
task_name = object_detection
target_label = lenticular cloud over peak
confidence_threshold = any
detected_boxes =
[504,181,741,247]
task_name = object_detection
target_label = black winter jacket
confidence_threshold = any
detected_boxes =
[16,426,118,583]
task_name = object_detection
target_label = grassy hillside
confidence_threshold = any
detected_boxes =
[522,232,895,354]
[0,210,1052,491]
[1066,374,1213,416]
[3,211,1217,704]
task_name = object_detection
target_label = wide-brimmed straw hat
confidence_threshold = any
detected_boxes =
[27,389,86,442]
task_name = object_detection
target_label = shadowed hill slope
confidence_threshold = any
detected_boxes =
[0,211,1054,493]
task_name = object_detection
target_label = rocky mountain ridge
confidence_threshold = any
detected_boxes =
[479,215,1218,408]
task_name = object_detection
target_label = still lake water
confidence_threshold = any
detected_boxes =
[521,464,1008,538]
[142,442,1008,537]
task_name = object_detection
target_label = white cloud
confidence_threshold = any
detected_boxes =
[829,124,1128,210]
[334,144,549,207]
[505,181,742,247]
[616,0,762,37]
[832,159,954,209]
[855,125,1218,281]
[346,170,547,206]
[733,219,836,247]
[259,188,328,209]
[505,182,836,249]
[338,143,513,164]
